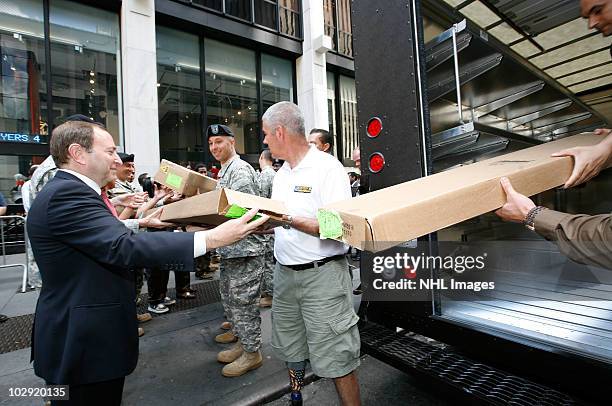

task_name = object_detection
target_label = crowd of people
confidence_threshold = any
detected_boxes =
[5,104,612,406]
[8,3,612,403]
[22,102,362,406]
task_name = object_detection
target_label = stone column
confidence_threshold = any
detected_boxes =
[297,0,332,133]
[120,0,160,177]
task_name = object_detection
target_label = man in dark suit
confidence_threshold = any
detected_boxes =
[27,120,268,405]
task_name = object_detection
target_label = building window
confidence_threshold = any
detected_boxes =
[323,0,352,58]
[0,0,47,140]
[323,0,337,52]
[0,0,47,199]
[49,0,122,145]
[0,0,122,199]
[155,27,295,164]
[179,0,302,39]
[225,0,252,22]
[340,75,357,160]
[192,0,223,12]
[326,71,357,161]
[261,53,293,109]
[255,0,278,30]
[205,39,259,156]
[279,0,300,38]
[156,27,202,163]
[337,0,352,57]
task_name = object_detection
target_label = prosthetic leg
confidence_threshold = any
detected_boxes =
[287,361,306,405]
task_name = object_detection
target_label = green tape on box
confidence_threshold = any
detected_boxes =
[317,209,343,239]
[224,204,261,221]
[165,172,183,189]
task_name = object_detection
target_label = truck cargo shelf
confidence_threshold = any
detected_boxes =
[440,269,612,363]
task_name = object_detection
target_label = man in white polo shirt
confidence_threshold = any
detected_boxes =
[262,101,361,405]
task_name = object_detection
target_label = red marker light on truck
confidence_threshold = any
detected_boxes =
[369,153,385,173]
[366,117,383,138]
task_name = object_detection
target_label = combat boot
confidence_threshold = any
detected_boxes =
[222,350,263,377]
[215,331,238,343]
[217,341,243,363]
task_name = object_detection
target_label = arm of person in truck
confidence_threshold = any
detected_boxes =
[552,128,612,188]
[495,177,611,270]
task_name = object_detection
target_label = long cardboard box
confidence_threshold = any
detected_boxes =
[321,133,607,252]
[154,159,217,196]
[160,188,289,227]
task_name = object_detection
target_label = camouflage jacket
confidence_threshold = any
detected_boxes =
[257,166,276,199]
[257,166,276,244]
[107,179,142,198]
[216,155,265,259]
[29,155,58,204]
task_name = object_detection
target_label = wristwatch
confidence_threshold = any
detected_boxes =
[282,214,293,229]
[523,206,545,231]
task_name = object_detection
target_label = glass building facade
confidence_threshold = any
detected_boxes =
[156,27,294,165]
[0,0,363,200]
[0,0,121,200]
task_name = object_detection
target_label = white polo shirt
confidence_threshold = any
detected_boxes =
[272,146,350,265]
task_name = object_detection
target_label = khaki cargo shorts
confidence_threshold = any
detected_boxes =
[271,257,360,378]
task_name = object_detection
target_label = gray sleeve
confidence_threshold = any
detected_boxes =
[121,219,140,234]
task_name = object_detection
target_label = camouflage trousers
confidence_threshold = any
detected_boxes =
[26,239,42,288]
[219,256,264,352]
[135,268,144,298]
[261,239,275,296]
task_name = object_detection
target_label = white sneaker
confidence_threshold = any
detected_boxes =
[147,303,170,314]
[163,297,176,306]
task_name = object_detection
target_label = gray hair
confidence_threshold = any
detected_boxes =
[262,101,305,137]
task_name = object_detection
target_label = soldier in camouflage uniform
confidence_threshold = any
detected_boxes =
[26,155,57,288]
[257,149,276,307]
[207,124,266,377]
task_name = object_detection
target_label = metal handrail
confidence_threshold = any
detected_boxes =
[0,215,29,293]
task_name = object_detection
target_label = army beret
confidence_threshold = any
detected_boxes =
[206,124,234,138]
[118,152,135,163]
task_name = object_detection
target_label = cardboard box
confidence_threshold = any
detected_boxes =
[160,188,289,227]
[321,133,607,252]
[154,159,217,196]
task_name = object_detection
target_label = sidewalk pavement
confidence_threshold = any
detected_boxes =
[0,255,451,405]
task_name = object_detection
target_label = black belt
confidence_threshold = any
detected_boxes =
[282,255,345,271]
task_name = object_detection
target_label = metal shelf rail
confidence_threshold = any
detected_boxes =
[425,19,607,170]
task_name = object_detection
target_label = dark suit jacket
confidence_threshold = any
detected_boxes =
[27,171,194,385]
